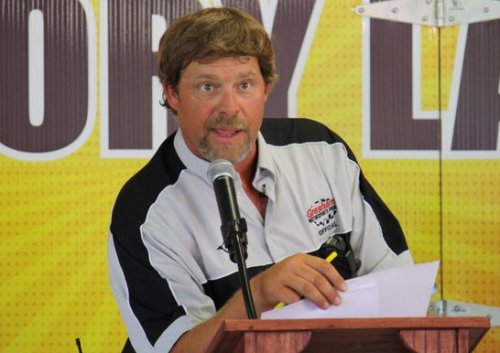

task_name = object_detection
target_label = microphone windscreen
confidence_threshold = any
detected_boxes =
[207,159,235,181]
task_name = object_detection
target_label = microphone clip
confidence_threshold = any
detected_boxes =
[220,218,248,263]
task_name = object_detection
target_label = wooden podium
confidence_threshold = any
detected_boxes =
[205,317,490,353]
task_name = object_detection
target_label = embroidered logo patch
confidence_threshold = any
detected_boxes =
[306,198,338,236]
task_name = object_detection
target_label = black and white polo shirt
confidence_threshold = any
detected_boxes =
[108,118,412,353]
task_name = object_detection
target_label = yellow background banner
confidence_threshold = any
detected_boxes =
[1,1,498,352]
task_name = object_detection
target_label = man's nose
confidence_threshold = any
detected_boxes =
[219,89,239,116]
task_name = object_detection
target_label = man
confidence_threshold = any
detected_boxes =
[108,7,413,353]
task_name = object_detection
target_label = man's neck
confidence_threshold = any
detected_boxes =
[234,145,258,187]
[234,144,268,218]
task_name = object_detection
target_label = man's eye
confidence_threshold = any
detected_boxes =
[200,83,214,92]
[240,81,253,90]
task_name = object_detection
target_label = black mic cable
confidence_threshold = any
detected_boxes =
[207,159,257,319]
[75,338,83,353]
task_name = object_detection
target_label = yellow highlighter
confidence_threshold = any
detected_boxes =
[325,251,338,264]
[273,250,338,309]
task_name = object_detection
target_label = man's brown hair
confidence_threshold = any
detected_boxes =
[158,7,278,110]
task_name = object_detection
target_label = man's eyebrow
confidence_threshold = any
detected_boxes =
[238,71,259,79]
[192,71,259,81]
[192,74,218,81]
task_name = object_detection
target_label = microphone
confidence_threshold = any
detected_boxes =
[207,159,248,263]
[207,159,256,319]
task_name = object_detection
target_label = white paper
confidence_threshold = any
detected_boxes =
[261,261,439,320]
[261,281,379,320]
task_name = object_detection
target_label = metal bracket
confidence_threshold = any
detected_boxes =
[430,300,500,327]
[354,0,500,27]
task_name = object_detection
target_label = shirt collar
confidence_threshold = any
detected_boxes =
[253,132,275,183]
[174,129,276,185]
[174,130,212,183]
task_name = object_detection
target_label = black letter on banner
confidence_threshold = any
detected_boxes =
[370,19,438,150]
[223,0,318,118]
[452,20,500,151]
[106,0,200,150]
[0,0,89,154]
[106,0,319,151]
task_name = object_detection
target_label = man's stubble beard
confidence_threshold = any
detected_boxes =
[199,116,254,164]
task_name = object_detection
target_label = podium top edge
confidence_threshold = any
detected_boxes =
[222,317,491,332]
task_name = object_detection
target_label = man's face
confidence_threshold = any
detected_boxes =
[165,56,270,164]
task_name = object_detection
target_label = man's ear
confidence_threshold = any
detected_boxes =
[163,83,179,110]
[263,83,271,102]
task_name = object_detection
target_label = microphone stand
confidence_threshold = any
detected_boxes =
[222,218,257,319]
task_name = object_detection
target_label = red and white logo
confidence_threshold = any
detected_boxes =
[306,198,338,236]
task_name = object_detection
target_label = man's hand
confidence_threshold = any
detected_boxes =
[251,253,347,313]
[171,253,346,353]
